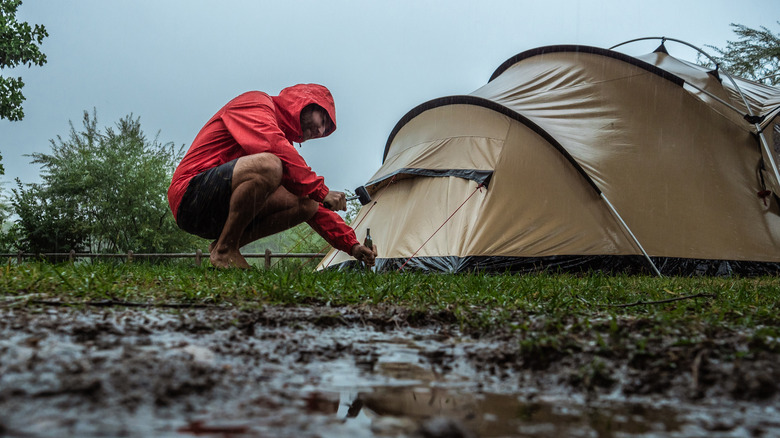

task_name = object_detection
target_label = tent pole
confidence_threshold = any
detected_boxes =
[610,36,780,190]
[714,65,780,192]
[600,194,663,277]
[757,130,780,191]
[682,82,746,115]
[684,84,780,190]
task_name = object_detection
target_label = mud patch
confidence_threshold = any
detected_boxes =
[0,306,779,437]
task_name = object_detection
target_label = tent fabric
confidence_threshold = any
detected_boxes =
[370,98,598,194]
[319,44,780,275]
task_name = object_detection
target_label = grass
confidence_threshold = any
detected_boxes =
[1,261,778,330]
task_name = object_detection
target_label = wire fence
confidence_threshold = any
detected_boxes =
[0,250,326,269]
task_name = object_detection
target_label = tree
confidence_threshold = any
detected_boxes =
[0,175,15,253]
[0,0,48,121]
[707,22,780,85]
[0,151,15,252]
[12,110,207,254]
[11,179,89,254]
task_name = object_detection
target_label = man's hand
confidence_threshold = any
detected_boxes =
[351,244,378,266]
[323,190,346,211]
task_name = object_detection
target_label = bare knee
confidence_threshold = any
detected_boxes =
[232,153,282,192]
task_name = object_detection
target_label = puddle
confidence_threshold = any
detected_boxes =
[0,307,778,437]
[339,389,681,437]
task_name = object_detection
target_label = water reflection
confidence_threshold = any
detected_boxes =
[340,386,680,436]
[332,359,681,437]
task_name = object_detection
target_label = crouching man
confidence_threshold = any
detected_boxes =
[167,84,376,268]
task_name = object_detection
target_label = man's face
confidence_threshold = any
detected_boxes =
[300,106,331,142]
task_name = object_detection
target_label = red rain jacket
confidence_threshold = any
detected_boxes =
[167,84,359,254]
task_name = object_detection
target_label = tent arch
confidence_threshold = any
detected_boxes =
[487,43,780,196]
[381,95,600,195]
[488,44,685,85]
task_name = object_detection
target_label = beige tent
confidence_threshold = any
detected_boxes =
[320,40,780,275]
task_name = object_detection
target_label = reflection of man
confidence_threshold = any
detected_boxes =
[167,84,376,268]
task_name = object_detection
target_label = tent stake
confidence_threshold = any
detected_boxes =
[601,194,662,277]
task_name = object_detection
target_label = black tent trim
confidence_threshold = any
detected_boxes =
[329,256,780,277]
[488,44,686,85]
[365,168,494,190]
[382,95,601,195]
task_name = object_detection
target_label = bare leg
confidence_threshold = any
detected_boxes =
[209,153,320,268]
[236,187,319,248]
[210,153,282,268]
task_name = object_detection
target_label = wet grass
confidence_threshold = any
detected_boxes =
[1,261,778,333]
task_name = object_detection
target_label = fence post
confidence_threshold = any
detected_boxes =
[16,250,22,265]
[127,250,133,264]
[69,250,75,264]
[195,249,202,266]
[265,249,272,269]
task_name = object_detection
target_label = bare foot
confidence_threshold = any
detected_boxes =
[208,240,217,254]
[210,249,251,269]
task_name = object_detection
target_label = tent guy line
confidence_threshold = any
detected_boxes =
[397,182,485,273]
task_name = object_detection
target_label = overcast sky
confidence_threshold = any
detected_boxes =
[1,0,776,195]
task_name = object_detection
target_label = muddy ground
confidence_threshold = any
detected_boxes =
[1,304,779,437]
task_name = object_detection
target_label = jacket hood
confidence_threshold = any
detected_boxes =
[271,84,337,143]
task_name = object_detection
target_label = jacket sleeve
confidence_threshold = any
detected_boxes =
[221,98,330,202]
[307,205,360,254]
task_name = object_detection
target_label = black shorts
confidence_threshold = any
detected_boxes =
[176,159,237,239]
